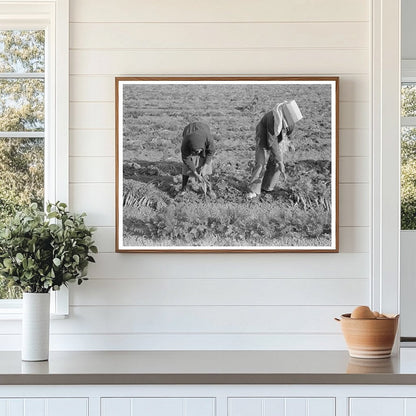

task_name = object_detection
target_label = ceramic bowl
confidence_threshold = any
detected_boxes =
[337,313,399,359]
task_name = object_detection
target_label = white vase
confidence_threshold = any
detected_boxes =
[22,292,50,361]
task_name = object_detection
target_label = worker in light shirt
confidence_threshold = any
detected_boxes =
[247,101,296,199]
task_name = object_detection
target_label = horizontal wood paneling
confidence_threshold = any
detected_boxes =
[69,183,114,226]
[70,130,114,157]
[339,227,369,253]
[69,102,367,130]
[70,277,368,306]
[70,22,368,50]
[69,75,369,102]
[339,102,369,129]
[0,333,347,350]
[0,305,354,335]
[69,157,114,183]
[70,49,368,76]
[70,76,114,102]
[86,253,369,279]
[56,305,352,334]
[70,0,369,23]
[339,129,369,157]
[339,157,369,183]
[339,184,369,227]
[90,227,115,253]
[91,226,369,254]
[70,103,113,129]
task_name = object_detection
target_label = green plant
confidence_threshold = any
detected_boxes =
[0,202,97,293]
[401,159,416,230]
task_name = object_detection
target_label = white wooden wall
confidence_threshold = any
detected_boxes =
[55,0,372,350]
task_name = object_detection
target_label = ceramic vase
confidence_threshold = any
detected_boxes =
[22,292,50,361]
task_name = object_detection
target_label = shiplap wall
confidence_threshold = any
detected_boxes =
[53,0,371,350]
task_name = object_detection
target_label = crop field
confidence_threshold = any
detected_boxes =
[120,81,334,248]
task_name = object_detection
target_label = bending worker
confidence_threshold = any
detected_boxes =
[180,121,216,198]
[247,101,298,199]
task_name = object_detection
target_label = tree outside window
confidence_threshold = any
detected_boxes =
[0,30,45,299]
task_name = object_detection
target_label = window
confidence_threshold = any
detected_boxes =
[401,75,416,229]
[0,29,45,300]
[0,0,69,314]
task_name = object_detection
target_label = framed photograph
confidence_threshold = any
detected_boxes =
[116,77,339,253]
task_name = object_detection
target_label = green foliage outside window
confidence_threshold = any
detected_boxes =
[401,85,416,230]
[401,131,416,229]
[0,30,45,299]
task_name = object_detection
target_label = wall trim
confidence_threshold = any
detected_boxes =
[371,0,401,315]
[0,0,69,316]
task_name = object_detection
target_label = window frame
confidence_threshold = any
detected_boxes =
[401,61,416,127]
[371,0,401,320]
[401,61,416,233]
[0,0,69,316]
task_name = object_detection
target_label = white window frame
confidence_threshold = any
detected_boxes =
[399,60,416,341]
[401,60,416,120]
[0,0,69,317]
[371,0,401,323]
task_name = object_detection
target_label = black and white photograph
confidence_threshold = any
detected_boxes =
[116,77,338,252]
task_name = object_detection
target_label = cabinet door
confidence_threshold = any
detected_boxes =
[228,398,335,416]
[0,398,88,416]
[101,398,215,416]
[350,398,416,416]
[350,398,404,416]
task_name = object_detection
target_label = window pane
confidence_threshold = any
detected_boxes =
[401,127,416,230]
[402,83,416,117]
[0,138,43,300]
[0,30,45,73]
[0,137,44,217]
[0,78,44,132]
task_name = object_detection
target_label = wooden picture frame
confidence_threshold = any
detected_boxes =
[115,77,339,253]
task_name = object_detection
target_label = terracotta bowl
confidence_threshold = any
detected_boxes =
[337,313,399,359]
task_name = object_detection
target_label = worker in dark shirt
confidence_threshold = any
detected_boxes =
[180,121,216,197]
